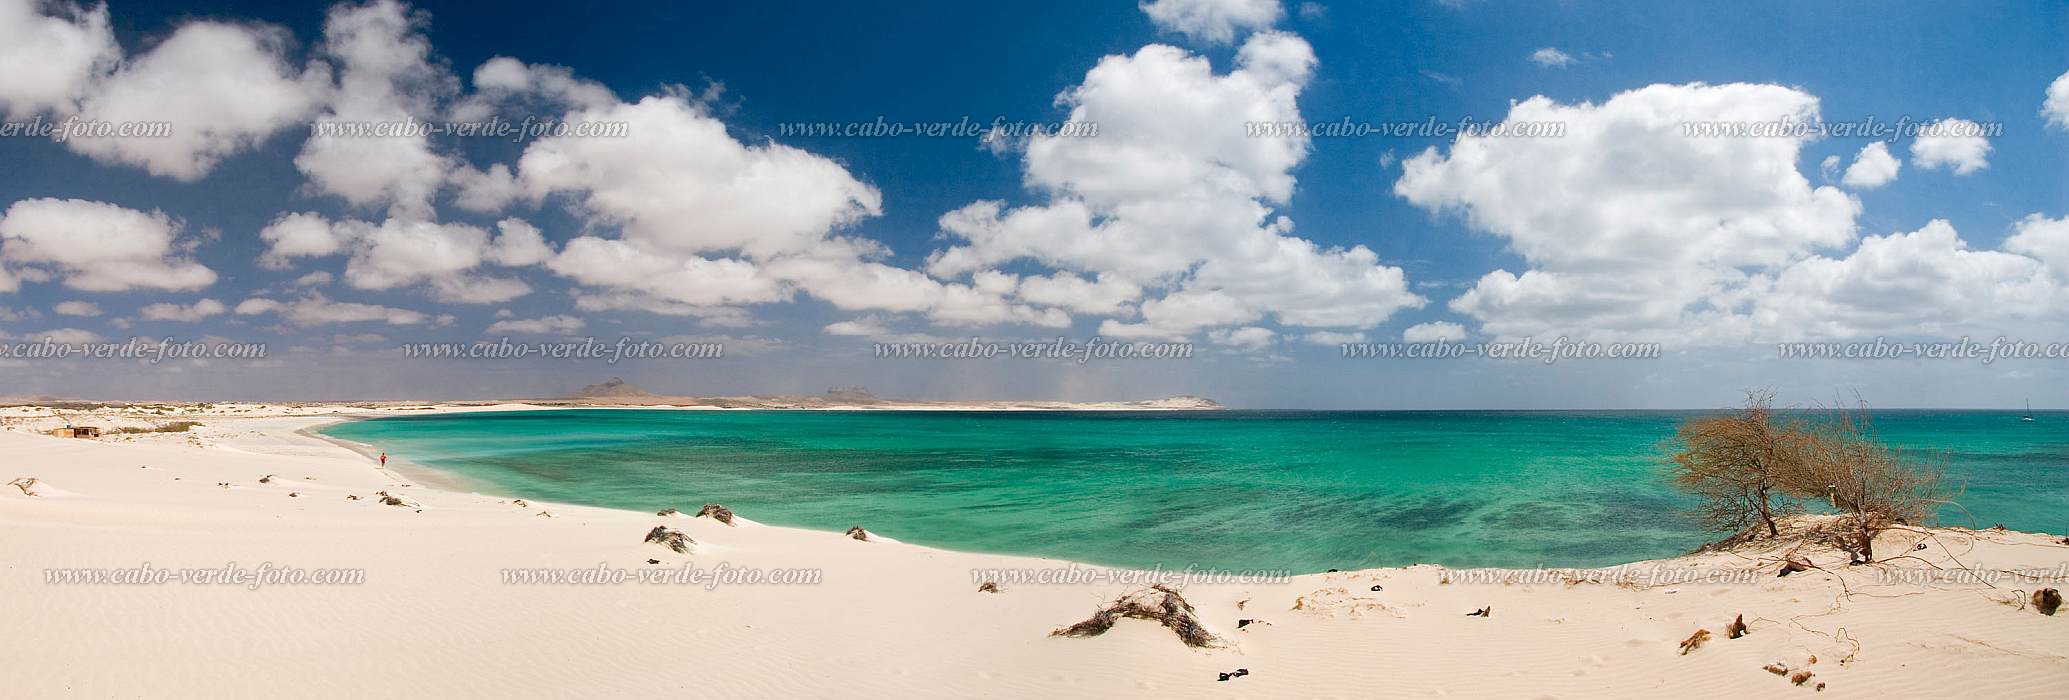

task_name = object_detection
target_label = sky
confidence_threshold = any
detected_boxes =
[0,0,2065,408]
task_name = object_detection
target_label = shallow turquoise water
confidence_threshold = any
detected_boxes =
[322,410,2069,572]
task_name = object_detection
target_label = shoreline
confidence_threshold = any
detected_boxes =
[4,402,2065,697]
[293,419,489,494]
[27,402,2063,571]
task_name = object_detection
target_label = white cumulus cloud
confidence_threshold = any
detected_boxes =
[1529,47,1574,68]
[1840,141,1900,190]
[0,0,116,118]
[1140,0,1283,44]
[138,298,229,322]
[932,32,1422,340]
[0,198,217,291]
[2044,69,2069,130]
[1395,82,1860,342]
[1402,321,1466,343]
[1908,118,1991,175]
[485,314,583,335]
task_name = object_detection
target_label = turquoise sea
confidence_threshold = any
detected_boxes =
[321,410,2069,572]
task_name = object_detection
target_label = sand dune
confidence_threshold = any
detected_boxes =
[2,405,2063,697]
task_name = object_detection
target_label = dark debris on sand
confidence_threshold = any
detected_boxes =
[1051,584,1221,648]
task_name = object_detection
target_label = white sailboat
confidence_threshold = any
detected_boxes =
[2023,399,2036,422]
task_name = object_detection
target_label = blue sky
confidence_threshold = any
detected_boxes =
[0,0,2065,407]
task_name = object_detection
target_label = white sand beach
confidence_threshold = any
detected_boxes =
[3,405,2065,698]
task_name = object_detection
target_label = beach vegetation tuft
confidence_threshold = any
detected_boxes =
[1051,584,1220,648]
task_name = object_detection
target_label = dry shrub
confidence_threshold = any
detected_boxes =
[1670,394,1960,563]
[115,421,201,434]
[1668,391,1806,539]
[696,503,736,525]
[645,525,693,553]
[1051,584,1220,648]
[1787,401,1956,562]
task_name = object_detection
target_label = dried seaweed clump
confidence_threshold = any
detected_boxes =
[655,508,680,517]
[644,525,694,553]
[2034,588,2062,616]
[1050,584,1221,648]
[977,581,1002,593]
[845,526,870,541]
[696,503,736,526]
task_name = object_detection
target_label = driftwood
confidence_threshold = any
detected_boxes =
[374,491,414,507]
[1726,614,1748,639]
[845,526,870,541]
[1778,556,1812,577]
[977,581,1001,593]
[7,477,39,496]
[1790,670,1815,686]
[1051,584,1220,648]
[1678,629,1712,655]
[696,503,736,526]
[1465,606,1491,617]
[656,508,680,517]
[644,525,693,553]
